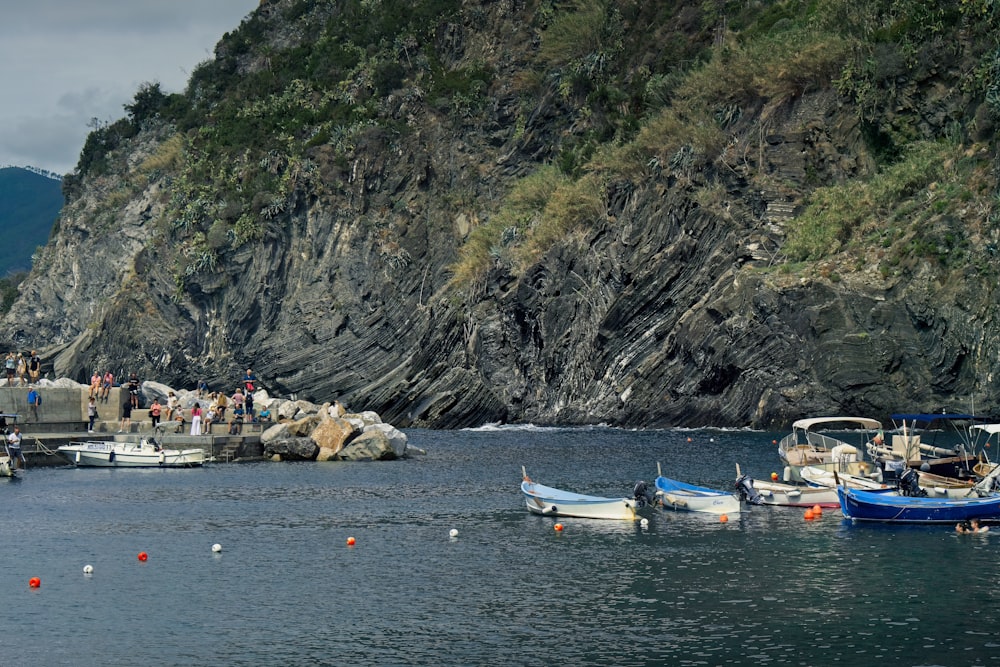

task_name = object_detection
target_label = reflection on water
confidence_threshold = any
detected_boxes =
[5,427,999,665]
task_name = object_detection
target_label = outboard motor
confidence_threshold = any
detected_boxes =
[735,474,765,505]
[633,480,655,508]
[898,468,927,497]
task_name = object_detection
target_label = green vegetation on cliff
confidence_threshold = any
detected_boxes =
[36,0,1000,426]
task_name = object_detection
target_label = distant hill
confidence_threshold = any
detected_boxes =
[0,167,62,274]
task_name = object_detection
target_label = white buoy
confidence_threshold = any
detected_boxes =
[83,564,94,575]
[212,543,222,553]
[640,518,649,529]
[449,528,459,538]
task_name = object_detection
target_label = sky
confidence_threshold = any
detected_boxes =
[0,1,261,176]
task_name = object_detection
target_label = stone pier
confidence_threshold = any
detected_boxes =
[0,385,263,466]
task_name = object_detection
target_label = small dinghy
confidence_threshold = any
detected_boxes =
[520,468,638,520]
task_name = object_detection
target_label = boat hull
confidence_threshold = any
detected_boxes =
[655,476,741,515]
[750,480,840,508]
[838,486,1000,523]
[57,441,205,468]
[800,464,889,490]
[520,480,637,520]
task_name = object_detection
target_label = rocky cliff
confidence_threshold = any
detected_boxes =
[6,0,1000,429]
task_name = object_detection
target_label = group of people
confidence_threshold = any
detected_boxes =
[186,369,269,435]
[88,370,118,403]
[3,350,41,387]
[956,518,990,533]
[111,369,268,436]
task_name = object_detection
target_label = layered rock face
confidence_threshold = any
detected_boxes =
[4,1,998,429]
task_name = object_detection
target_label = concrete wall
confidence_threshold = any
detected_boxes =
[0,386,122,426]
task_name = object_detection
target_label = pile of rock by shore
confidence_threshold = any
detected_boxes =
[49,377,416,462]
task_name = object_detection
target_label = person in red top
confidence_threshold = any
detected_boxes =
[149,398,162,429]
[190,403,203,436]
[242,368,257,394]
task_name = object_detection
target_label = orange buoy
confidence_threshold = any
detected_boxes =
[719,514,729,523]
[772,439,777,445]
[687,437,692,443]
[812,504,823,516]
[28,577,40,588]
[554,523,564,532]
[346,536,356,546]
[771,472,779,481]
[137,551,148,562]
[804,509,815,521]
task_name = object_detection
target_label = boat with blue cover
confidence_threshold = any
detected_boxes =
[655,467,742,515]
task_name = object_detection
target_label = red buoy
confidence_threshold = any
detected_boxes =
[138,551,148,562]
[28,577,40,588]
[554,523,564,532]
[346,536,356,546]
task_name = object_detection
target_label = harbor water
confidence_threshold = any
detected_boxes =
[5,426,1000,666]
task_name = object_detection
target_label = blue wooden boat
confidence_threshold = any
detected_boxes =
[655,474,741,515]
[837,485,1000,523]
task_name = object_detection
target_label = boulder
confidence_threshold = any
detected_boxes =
[261,422,291,444]
[292,398,320,415]
[337,429,399,461]
[264,436,319,461]
[277,400,301,420]
[286,413,321,437]
[344,410,382,427]
[315,446,339,462]
[51,377,84,389]
[364,422,408,458]
[311,417,357,455]
[141,380,173,403]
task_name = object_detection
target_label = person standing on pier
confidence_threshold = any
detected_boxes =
[87,397,98,433]
[27,386,40,422]
[119,399,132,433]
[5,352,16,386]
[190,402,203,436]
[16,354,27,387]
[6,426,25,469]
[127,372,140,409]
[149,398,162,430]
[27,350,41,384]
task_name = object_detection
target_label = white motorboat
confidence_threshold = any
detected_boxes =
[57,438,206,468]
[778,416,882,482]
